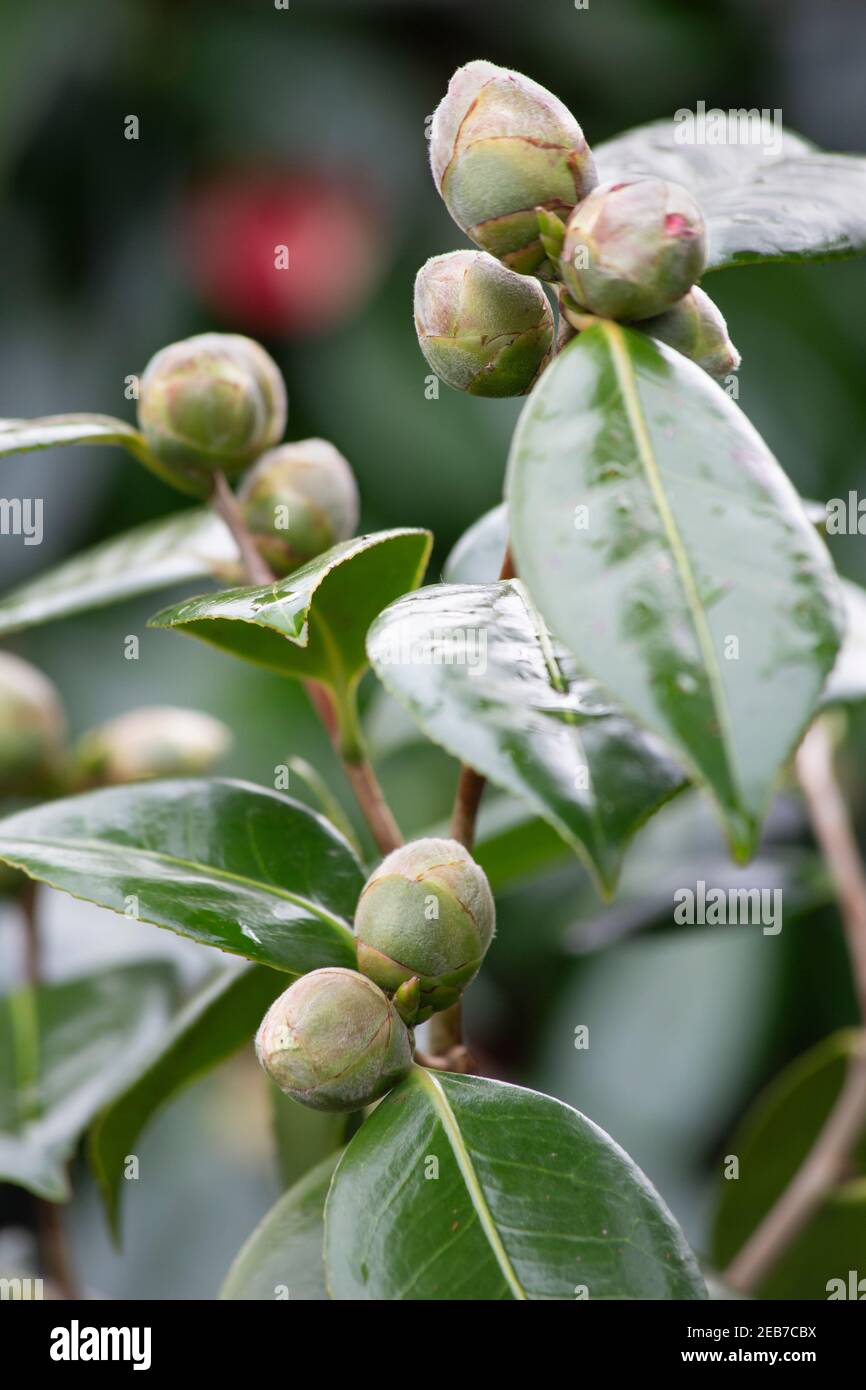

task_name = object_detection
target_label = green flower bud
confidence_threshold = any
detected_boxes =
[256,967,413,1112]
[0,653,66,795]
[414,250,553,397]
[355,838,495,1025]
[237,439,360,576]
[138,333,287,490]
[430,60,596,275]
[637,286,741,381]
[560,178,707,321]
[74,706,230,786]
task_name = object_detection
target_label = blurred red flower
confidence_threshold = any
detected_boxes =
[180,169,386,337]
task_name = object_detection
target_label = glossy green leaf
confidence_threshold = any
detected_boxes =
[149,529,432,695]
[594,118,815,197]
[594,120,866,268]
[507,324,843,859]
[324,1068,706,1300]
[444,504,508,585]
[821,580,866,708]
[0,510,238,637]
[0,961,179,1201]
[368,581,686,893]
[712,1029,866,1298]
[0,413,193,492]
[701,155,866,269]
[221,1152,339,1301]
[89,963,286,1239]
[0,779,360,973]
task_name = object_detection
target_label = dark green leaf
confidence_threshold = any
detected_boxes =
[506,324,843,859]
[0,779,360,973]
[149,530,432,695]
[0,510,238,637]
[221,1152,338,1301]
[712,1029,866,1298]
[368,581,686,893]
[324,1067,706,1300]
[0,962,179,1201]
[89,963,286,1239]
[444,504,508,585]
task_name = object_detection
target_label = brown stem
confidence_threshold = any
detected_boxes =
[208,473,402,856]
[20,878,40,985]
[211,470,274,586]
[35,1198,79,1301]
[343,757,403,857]
[724,719,866,1293]
[449,765,487,851]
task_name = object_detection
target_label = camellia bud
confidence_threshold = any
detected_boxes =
[637,286,741,381]
[414,250,554,397]
[237,438,360,575]
[430,60,597,275]
[560,177,707,321]
[137,333,287,490]
[355,838,495,1025]
[74,706,231,786]
[255,967,413,1112]
[0,653,66,795]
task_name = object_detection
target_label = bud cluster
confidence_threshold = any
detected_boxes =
[255,838,496,1111]
[417,60,740,387]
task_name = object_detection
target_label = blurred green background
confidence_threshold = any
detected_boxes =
[1,0,865,1298]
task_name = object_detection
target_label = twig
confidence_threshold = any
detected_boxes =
[209,470,402,856]
[211,470,274,586]
[724,719,866,1293]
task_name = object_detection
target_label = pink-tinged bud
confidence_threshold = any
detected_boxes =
[414,250,554,397]
[430,60,597,275]
[138,333,287,489]
[238,439,360,575]
[560,178,707,321]
[639,287,741,380]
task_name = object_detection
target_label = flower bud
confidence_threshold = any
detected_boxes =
[560,178,707,321]
[0,653,66,795]
[430,60,596,275]
[237,439,360,575]
[256,967,413,1112]
[137,333,287,489]
[414,250,553,397]
[74,706,230,786]
[355,838,495,1025]
[637,287,741,380]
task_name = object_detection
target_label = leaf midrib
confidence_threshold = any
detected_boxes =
[600,321,740,802]
[0,834,355,944]
[412,1067,527,1301]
